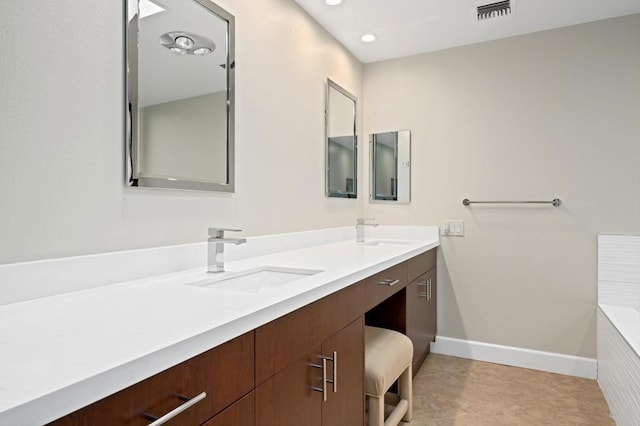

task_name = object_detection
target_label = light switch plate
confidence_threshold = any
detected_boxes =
[440,220,464,236]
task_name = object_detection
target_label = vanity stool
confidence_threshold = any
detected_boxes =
[364,326,413,426]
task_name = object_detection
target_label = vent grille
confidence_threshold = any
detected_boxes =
[477,0,511,20]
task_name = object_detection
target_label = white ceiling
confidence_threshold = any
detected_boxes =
[293,0,640,63]
[137,0,228,106]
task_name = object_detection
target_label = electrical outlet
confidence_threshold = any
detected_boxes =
[440,220,464,236]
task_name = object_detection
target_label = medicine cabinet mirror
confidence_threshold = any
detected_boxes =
[369,130,411,203]
[126,0,235,192]
[326,79,357,198]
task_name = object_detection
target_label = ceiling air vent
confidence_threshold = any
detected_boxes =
[477,0,511,20]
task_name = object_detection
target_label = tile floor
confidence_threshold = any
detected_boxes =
[403,354,614,425]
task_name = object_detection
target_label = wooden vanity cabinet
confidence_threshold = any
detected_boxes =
[46,248,437,426]
[48,332,254,426]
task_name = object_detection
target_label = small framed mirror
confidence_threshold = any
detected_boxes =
[326,79,357,198]
[370,130,411,203]
[126,0,235,192]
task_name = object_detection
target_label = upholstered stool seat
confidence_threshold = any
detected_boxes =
[364,326,413,426]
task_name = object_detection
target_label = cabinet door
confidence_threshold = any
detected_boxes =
[255,346,323,426]
[321,317,364,426]
[256,318,365,426]
[406,274,430,374]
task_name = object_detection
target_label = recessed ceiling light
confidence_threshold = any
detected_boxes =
[361,34,376,43]
[325,0,343,5]
[175,36,195,50]
[160,31,216,56]
[193,47,212,56]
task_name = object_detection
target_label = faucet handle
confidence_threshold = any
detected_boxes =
[208,227,242,238]
[356,218,376,225]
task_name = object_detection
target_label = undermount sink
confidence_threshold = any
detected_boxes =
[359,239,413,247]
[186,266,322,293]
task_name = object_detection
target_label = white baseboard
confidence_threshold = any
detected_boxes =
[430,336,597,379]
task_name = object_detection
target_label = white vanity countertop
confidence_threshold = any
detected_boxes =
[0,230,439,425]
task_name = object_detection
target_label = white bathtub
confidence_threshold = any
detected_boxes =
[597,234,640,425]
[597,305,640,425]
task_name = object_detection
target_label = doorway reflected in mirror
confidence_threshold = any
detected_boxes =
[370,130,411,203]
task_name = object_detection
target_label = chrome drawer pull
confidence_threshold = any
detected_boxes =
[310,358,328,402]
[377,278,400,286]
[321,351,338,393]
[142,392,207,426]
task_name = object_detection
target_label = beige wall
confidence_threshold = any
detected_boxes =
[363,14,640,358]
[0,0,363,264]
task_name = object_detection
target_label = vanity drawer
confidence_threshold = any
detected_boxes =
[202,391,254,426]
[362,262,408,312]
[49,331,254,426]
[407,248,436,283]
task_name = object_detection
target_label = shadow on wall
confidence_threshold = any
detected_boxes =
[436,246,468,341]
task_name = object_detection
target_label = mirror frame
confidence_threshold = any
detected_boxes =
[369,130,411,204]
[325,79,358,198]
[125,0,235,192]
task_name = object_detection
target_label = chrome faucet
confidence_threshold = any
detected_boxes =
[356,218,378,242]
[207,228,247,273]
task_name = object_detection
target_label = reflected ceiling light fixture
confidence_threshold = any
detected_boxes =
[160,31,216,56]
[325,0,343,5]
[139,0,166,19]
[361,34,376,43]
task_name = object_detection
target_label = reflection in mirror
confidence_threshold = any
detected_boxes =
[126,0,235,191]
[370,130,411,203]
[326,79,357,198]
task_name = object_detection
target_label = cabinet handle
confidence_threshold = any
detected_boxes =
[321,351,337,393]
[141,392,207,426]
[418,278,428,298]
[377,278,400,286]
[310,358,328,402]
[428,279,432,301]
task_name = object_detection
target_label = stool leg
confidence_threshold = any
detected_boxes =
[368,394,385,426]
[398,364,413,422]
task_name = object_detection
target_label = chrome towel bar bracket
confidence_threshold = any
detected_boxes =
[463,198,561,207]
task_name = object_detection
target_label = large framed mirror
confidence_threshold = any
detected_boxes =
[370,130,411,203]
[126,0,235,192]
[326,79,357,198]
